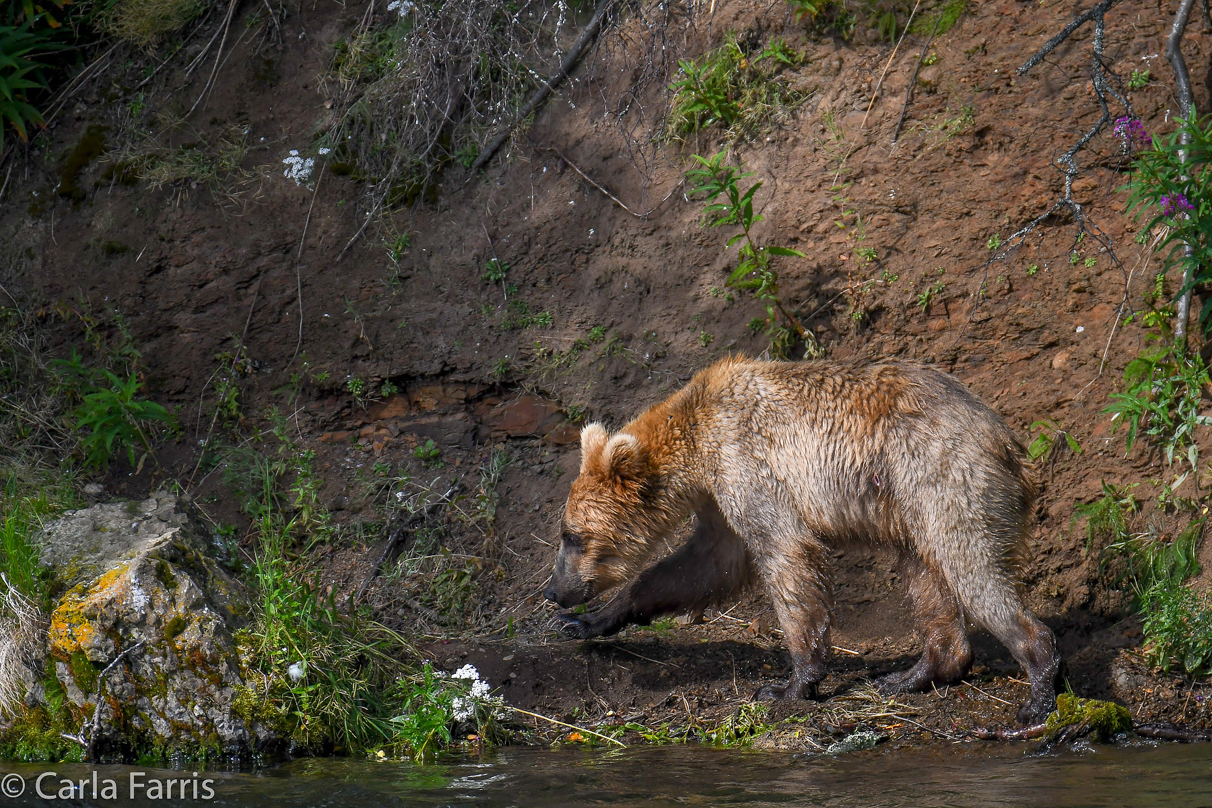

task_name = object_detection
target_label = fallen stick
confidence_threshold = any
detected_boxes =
[469,0,620,174]
[504,705,626,747]
[541,146,682,219]
[890,9,942,148]
[860,0,921,130]
[1134,722,1212,742]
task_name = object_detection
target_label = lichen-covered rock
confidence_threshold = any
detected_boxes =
[34,492,279,761]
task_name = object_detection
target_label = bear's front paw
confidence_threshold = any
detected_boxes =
[557,612,606,640]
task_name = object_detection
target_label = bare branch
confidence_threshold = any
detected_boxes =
[471,0,623,173]
[1167,0,1197,347]
[1017,0,1123,76]
[956,0,1133,345]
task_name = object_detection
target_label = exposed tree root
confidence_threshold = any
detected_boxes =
[954,0,1133,343]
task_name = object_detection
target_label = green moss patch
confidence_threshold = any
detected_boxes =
[1046,694,1132,742]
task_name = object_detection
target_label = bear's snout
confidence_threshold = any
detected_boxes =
[543,578,592,608]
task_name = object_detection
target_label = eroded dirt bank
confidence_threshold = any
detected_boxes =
[3,0,1212,754]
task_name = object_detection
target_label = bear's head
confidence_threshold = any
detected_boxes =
[544,423,679,608]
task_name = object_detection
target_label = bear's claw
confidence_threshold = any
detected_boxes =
[557,612,605,639]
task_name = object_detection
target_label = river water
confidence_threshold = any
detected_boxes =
[4,742,1212,807]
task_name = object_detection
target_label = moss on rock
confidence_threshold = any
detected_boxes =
[1045,694,1133,742]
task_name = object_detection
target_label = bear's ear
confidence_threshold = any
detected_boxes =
[602,433,646,481]
[579,423,609,474]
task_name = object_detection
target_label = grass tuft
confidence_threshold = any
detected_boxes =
[98,0,212,47]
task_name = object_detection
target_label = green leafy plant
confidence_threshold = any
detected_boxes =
[1103,517,1202,599]
[916,279,946,311]
[788,0,857,36]
[1104,340,1212,470]
[413,439,443,468]
[1128,69,1151,90]
[1073,482,1138,552]
[241,511,415,754]
[482,259,509,283]
[1027,419,1082,461]
[52,357,172,472]
[0,21,55,147]
[499,300,552,330]
[1123,115,1212,336]
[667,34,805,142]
[1139,576,1212,675]
[986,233,1002,250]
[686,152,815,358]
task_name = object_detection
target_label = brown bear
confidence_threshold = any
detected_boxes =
[544,356,1060,724]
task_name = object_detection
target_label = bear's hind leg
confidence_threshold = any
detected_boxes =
[753,544,833,702]
[937,541,1060,724]
[876,552,972,694]
[558,498,752,639]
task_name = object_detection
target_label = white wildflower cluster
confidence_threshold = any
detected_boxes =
[387,0,414,17]
[447,664,502,722]
[282,150,314,186]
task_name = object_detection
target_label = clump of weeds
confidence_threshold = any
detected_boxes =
[667,34,807,144]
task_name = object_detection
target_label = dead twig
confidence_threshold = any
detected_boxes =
[891,9,942,148]
[470,0,621,174]
[290,163,324,367]
[970,721,1049,741]
[542,146,681,218]
[504,705,626,747]
[951,0,1132,343]
[78,642,146,762]
[1135,721,1212,742]
[861,0,921,130]
[186,0,243,119]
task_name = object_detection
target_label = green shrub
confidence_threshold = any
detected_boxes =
[1139,577,1212,675]
[686,151,815,358]
[1073,482,1137,555]
[0,21,57,147]
[1104,340,1211,470]
[52,354,172,471]
[1123,115,1212,335]
[389,662,504,762]
[667,35,805,142]
[1082,481,1209,676]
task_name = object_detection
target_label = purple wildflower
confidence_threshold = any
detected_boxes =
[1160,193,1195,217]
[1113,116,1153,149]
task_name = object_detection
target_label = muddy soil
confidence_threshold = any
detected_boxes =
[4,0,1212,749]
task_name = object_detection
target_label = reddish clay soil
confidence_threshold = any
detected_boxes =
[4,0,1212,746]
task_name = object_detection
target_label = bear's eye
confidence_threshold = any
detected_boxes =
[561,530,583,549]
